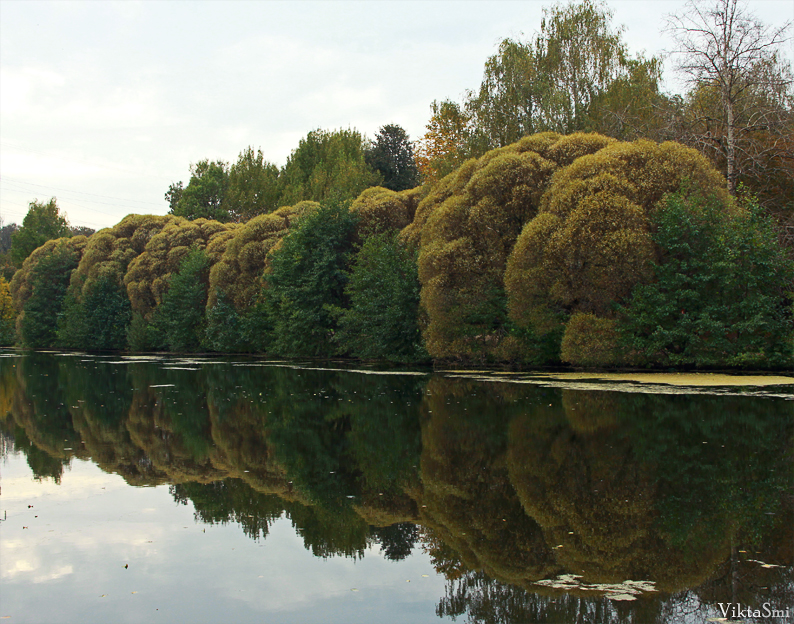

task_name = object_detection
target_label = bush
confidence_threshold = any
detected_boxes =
[560,313,621,367]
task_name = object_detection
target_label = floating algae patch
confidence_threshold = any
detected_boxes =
[442,373,794,399]
[531,372,794,387]
[533,574,656,601]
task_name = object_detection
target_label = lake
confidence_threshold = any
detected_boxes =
[1,351,792,623]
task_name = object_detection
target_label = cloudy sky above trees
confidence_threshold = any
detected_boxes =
[1,0,791,230]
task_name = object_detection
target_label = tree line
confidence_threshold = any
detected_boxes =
[1,0,791,368]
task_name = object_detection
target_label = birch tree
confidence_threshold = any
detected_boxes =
[665,0,792,194]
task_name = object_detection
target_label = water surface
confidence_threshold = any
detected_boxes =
[1,352,792,623]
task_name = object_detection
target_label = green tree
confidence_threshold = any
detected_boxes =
[169,160,230,221]
[18,240,82,348]
[59,273,131,350]
[465,39,539,153]
[335,232,425,362]
[620,189,793,367]
[265,202,358,357]
[460,0,663,154]
[0,277,15,345]
[224,147,282,221]
[10,199,71,266]
[365,125,419,192]
[154,247,210,352]
[279,129,381,205]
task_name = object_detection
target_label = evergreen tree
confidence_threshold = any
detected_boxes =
[365,125,419,192]
[265,202,358,357]
[154,247,210,352]
[621,189,793,367]
[335,232,425,362]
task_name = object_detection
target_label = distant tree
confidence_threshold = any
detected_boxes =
[10,198,71,266]
[279,129,381,206]
[665,0,792,194]
[165,181,184,212]
[224,147,282,221]
[169,160,230,221]
[460,0,663,154]
[464,39,539,153]
[365,125,420,191]
[415,99,471,182]
[0,222,18,254]
[69,225,95,238]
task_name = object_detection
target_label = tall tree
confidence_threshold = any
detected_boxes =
[224,146,281,221]
[465,39,539,154]
[435,1,665,158]
[365,125,420,191]
[279,129,381,205]
[168,160,230,221]
[414,100,471,182]
[10,199,71,266]
[665,0,792,194]
[531,0,631,134]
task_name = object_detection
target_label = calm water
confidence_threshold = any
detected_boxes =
[1,351,792,624]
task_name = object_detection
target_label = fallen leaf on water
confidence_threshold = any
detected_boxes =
[131,592,137,595]
[99,595,106,598]
[351,588,358,592]
[421,575,429,578]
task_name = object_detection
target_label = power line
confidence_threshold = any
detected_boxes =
[0,176,164,208]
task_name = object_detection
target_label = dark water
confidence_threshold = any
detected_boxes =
[1,351,792,624]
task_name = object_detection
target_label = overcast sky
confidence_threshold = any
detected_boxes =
[1,0,792,230]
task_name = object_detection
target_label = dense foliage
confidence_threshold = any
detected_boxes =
[264,202,358,357]
[335,232,425,362]
[10,199,72,267]
[619,190,793,367]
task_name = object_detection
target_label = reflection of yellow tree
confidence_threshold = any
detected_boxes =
[63,361,168,486]
[416,378,558,584]
[205,372,299,501]
[507,390,728,591]
[0,358,16,419]
[126,368,227,484]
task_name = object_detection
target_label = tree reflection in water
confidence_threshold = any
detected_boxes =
[1,352,791,622]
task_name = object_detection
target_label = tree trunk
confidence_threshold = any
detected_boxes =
[726,97,737,195]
